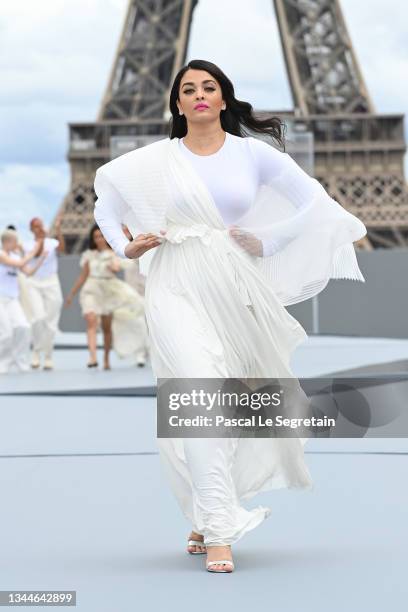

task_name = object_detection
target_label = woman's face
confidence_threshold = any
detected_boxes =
[177,69,225,126]
[30,218,46,239]
[2,237,17,252]
[93,229,108,250]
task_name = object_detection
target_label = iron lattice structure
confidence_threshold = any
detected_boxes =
[56,0,408,252]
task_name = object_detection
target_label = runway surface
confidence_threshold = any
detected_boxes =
[0,332,407,611]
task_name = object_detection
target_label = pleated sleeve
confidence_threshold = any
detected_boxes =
[238,137,367,305]
[94,169,131,259]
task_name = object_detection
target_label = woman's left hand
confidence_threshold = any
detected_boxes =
[64,294,74,308]
[229,226,263,257]
[107,259,121,273]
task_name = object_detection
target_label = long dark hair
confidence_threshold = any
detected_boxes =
[88,224,99,250]
[88,223,111,250]
[168,59,286,149]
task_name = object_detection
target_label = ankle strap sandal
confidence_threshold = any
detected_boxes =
[206,560,235,573]
[187,539,207,554]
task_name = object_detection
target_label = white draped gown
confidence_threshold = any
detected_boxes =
[94,131,360,546]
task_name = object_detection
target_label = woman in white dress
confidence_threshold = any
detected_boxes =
[65,224,145,369]
[0,229,48,373]
[22,216,65,371]
[93,60,367,573]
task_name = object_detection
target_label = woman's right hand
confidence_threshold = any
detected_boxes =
[124,231,166,259]
[229,226,263,257]
[64,294,74,308]
[25,237,45,262]
[34,237,45,257]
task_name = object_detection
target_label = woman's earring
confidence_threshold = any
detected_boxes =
[179,110,183,115]
[222,104,226,111]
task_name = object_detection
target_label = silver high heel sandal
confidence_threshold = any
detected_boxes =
[206,559,235,573]
[187,539,207,555]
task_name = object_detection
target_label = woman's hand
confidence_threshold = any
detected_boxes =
[229,226,263,257]
[64,293,74,308]
[28,237,45,260]
[106,257,121,273]
[124,231,166,259]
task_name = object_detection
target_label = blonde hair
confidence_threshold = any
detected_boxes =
[1,228,19,244]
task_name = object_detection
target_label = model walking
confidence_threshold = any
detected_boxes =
[0,228,47,373]
[22,215,65,370]
[93,59,367,573]
[65,224,145,369]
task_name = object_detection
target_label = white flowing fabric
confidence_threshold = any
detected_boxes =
[23,274,63,359]
[0,296,31,373]
[0,252,31,373]
[20,238,63,359]
[94,131,367,546]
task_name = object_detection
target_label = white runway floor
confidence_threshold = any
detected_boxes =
[0,333,407,611]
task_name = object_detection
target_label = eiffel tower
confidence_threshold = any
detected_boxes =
[56,0,408,252]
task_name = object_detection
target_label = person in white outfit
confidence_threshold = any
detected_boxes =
[92,60,367,573]
[0,229,48,374]
[22,215,65,370]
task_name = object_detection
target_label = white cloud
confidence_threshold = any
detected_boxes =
[341,0,408,114]
[0,163,69,241]
[0,0,127,163]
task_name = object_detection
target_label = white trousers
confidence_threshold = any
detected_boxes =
[0,296,31,373]
[26,274,63,357]
[182,437,245,546]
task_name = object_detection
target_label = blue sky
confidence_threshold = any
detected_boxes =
[0,0,407,242]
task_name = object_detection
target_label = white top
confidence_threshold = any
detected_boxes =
[80,248,118,279]
[23,237,59,279]
[94,132,310,258]
[0,251,21,298]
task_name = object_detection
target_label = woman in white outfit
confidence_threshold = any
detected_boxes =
[0,229,47,374]
[22,216,65,370]
[93,60,367,573]
[65,224,145,369]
